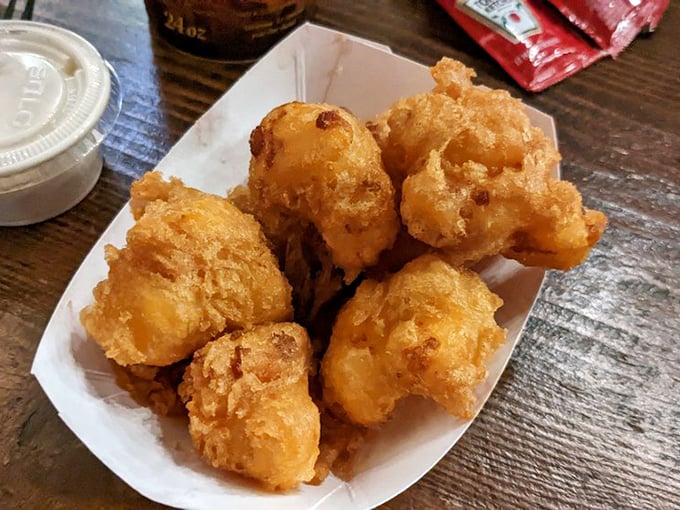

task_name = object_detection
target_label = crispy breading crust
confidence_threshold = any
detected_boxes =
[322,254,506,427]
[179,323,320,491]
[247,101,400,282]
[369,57,606,269]
[80,172,293,366]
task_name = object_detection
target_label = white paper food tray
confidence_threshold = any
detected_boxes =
[32,22,556,510]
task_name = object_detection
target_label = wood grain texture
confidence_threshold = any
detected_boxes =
[1,0,678,508]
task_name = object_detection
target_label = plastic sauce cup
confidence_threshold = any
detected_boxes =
[0,21,122,226]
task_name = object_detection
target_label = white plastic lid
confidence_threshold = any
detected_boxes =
[0,21,111,192]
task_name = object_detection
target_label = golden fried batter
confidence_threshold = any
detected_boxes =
[321,254,506,427]
[247,101,399,281]
[179,323,320,491]
[370,57,606,269]
[81,173,293,366]
[129,170,204,219]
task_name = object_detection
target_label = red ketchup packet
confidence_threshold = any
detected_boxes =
[547,0,671,56]
[436,0,606,92]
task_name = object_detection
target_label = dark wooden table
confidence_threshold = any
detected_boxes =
[1,1,678,508]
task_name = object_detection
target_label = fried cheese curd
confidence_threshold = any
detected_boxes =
[369,58,606,270]
[80,172,293,366]
[321,254,506,427]
[179,323,320,491]
[247,101,400,281]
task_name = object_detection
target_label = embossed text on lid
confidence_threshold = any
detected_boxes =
[0,21,110,191]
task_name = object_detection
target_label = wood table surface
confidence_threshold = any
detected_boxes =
[1,1,678,508]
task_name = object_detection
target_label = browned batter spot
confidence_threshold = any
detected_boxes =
[404,337,441,372]
[249,126,265,157]
[250,125,279,168]
[230,345,247,379]
[487,166,504,177]
[272,332,298,359]
[266,135,283,169]
[473,190,490,206]
[316,110,342,129]
[360,179,383,193]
